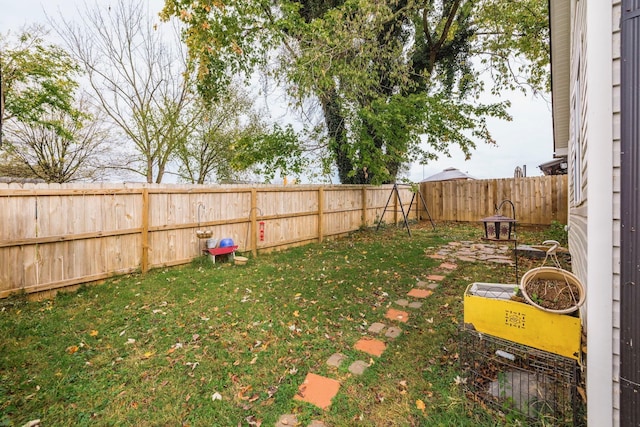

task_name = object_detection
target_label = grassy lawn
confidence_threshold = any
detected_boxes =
[0,221,567,426]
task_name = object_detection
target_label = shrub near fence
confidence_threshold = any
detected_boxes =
[419,175,568,225]
[0,183,418,298]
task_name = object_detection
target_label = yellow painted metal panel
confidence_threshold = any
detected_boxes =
[464,283,582,360]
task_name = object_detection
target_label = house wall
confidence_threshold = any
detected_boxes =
[567,0,587,298]
[567,0,619,425]
[612,1,623,422]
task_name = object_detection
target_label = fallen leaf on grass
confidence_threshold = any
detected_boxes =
[453,375,467,385]
[211,392,222,401]
[66,345,79,355]
[89,330,99,337]
[245,415,262,426]
[266,386,278,398]
[126,338,136,345]
[238,385,253,400]
[416,399,426,412]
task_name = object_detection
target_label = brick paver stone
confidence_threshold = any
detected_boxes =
[427,274,446,281]
[408,301,423,309]
[326,353,347,368]
[407,288,433,298]
[348,360,369,375]
[368,322,386,334]
[428,254,446,260]
[385,326,402,339]
[294,373,340,410]
[426,283,440,290]
[308,421,327,427]
[416,281,428,288]
[385,308,409,323]
[354,338,387,356]
[395,299,409,307]
[275,414,298,427]
[439,262,458,270]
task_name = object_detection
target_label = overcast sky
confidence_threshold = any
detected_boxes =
[2,0,554,182]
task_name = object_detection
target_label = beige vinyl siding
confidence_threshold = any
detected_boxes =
[568,0,588,285]
[612,0,622,420]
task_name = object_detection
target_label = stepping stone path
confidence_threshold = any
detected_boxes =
[276,241,469,424]
[349,360,370,375]
[385,308,409,323]
[385,326,402,339]
[407,288,432,298]
[395,298,410,307]
[368,322,386,334]
[326,353,347,367]
[354,338,386,356]
[294,373,341,410]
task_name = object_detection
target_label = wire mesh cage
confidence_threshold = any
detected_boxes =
[460,327,586,426]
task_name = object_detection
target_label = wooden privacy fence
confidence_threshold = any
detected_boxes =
[419,175,568,225]
[0,183,420,298]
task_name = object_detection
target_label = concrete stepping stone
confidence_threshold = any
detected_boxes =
[294,373,340,410]
[395,298,409,307]
[407,288,432,298]
[276,414,298,427]
[385,308,409,323]
[408,301,423,309]
[428,254,446,260]
[426,274,445,282]
[488,258,514,264]
[416,280,429,288]
[326,353,347,368]
[368,322,386,334]
[348,360,369,375]
[426,283,439,290]
[439,262,458,270]
[385,326,402,339]
[354,337,387,356]
[308,421,326,427]
[448,242,462,246]
[456,256,477,262]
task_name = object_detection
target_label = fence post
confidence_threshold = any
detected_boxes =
[394,187,398,224]
[251,188,258,257]
[361,186,367,227]
[141,188,149,273]
[318,187,324,243]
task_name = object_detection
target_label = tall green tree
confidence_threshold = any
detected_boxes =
[162,0,549,184]
[174,87,306,184]
[0,26,81,148]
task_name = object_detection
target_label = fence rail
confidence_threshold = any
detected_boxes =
[0,183,419,298]
[419,175,568,225]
